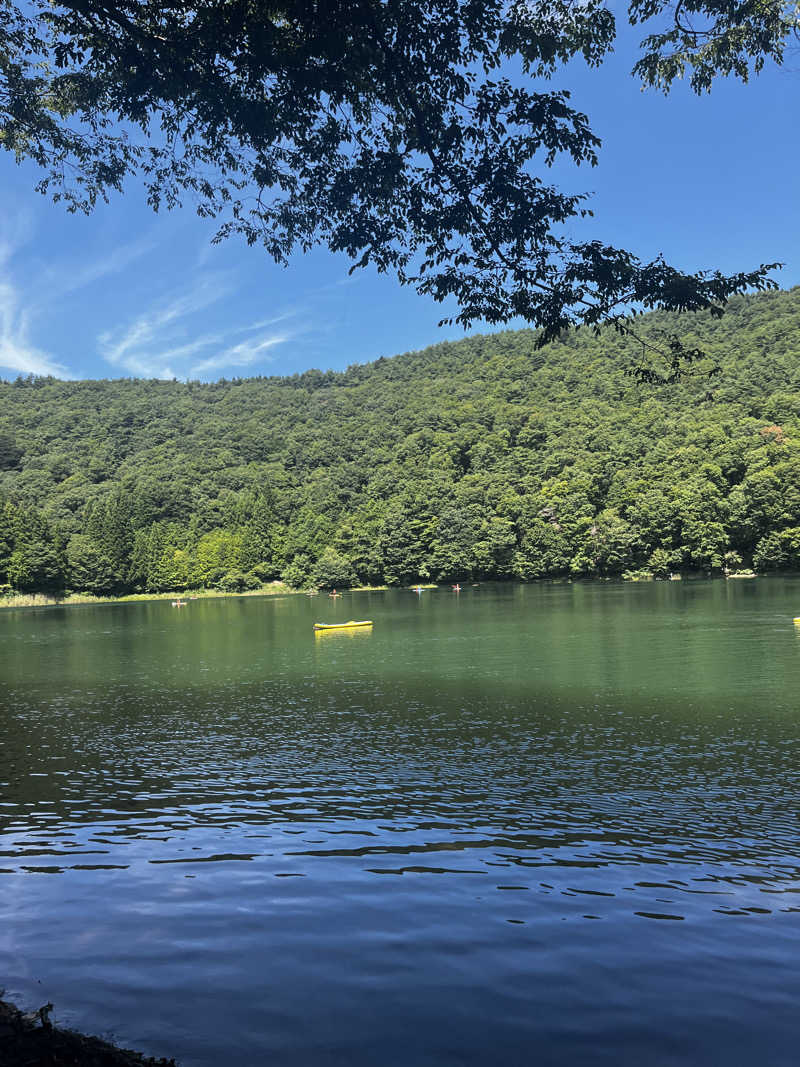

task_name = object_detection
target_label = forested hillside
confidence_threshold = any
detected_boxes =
[2,288,800,596]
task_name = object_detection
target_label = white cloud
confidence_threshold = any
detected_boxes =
[147,313,296,368]
[1,220,157,373]
[99,278,232,376]
[0,217,304,381]
[45,233,160,302]
[99,283,295,379]
[189,332,289,377]
[0,242,67,378]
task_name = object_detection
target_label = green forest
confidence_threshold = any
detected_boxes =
[1,287,799,598]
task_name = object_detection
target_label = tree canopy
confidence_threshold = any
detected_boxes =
[2,0,795,348]
[2,287,800,597]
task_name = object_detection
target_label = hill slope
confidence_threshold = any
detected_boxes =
[2,287,800,594]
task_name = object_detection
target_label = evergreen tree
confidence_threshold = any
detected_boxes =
[2,290,800,596]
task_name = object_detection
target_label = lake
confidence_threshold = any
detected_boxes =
[1,579,800,1065]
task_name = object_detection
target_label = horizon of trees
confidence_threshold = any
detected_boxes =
[2,287,800,597]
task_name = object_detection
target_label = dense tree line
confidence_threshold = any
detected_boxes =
[1,287,800,597]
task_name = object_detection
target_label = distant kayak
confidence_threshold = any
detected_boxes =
[314,620,373,631]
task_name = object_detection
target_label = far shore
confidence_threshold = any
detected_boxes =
[0,571,780,611]
[0,582,391,611]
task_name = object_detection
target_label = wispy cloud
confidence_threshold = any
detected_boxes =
[98,280,294,379]
[150,313,295,369]
[0,243,67,378]
[99,278,230,377]
[190,332,290,377]
[45,233,160,303]
[0,221,156,378]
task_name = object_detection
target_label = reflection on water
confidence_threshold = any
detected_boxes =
[314,626,374,640]
[1,580,800,1065]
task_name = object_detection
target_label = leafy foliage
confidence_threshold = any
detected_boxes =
[1,0,793,346]
[2,287,800,595]
[632,0,798,92]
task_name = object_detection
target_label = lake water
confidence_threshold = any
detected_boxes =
[1,580,800,1065]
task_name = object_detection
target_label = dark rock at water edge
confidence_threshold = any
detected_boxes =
[0,998,177,1067]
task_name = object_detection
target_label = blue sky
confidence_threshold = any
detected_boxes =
[0,27,797,383]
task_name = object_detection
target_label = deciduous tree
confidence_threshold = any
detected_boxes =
[2,0,794,361]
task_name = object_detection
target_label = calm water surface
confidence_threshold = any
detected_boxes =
[1,580,799,1065]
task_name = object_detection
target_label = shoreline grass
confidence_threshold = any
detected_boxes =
[0,582,295,610]
[0,582,397,611]
[0,572,781,611]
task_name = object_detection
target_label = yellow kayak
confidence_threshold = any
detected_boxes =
[314,620,373,631]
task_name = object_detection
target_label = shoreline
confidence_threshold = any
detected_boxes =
[0,996,175,1066]
[0,572,776,612]
[0,582,392,611]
